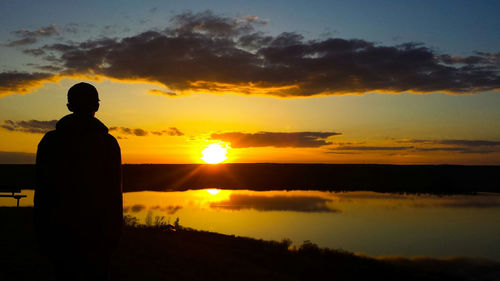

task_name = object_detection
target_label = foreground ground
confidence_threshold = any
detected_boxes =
[1,207,500,281]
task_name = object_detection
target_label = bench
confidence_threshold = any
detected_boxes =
[0,186,27,207]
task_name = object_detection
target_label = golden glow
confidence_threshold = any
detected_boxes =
[206,189,221,195]
[201,143,228,164]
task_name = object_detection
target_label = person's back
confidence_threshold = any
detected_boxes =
[34,82,122,281]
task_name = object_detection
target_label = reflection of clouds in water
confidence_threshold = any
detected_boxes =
[150,205,183,214]
[131,204,146,212]
[123,204,182,214]
[335,192,418,201]
[413,197,500,209]
[210,194,340,213]
[334,192,500,209]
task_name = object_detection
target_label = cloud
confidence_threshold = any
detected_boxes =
[0,151,36,164]
[13,25,59,38]
[23,48,46,56]
[210,131,341,148]
[5,25,59,47]
[151,127,184,136]
[109,126,148,136]
[402,139,500,147]
[3,11,500,97]
[110,126,184,137]
[0,71,56,96]
[148,89,178,97]
[7,37,37,47]
[399,139,500,154]
[2,120,184,138]
[331,145,414,151]
[210,193,339,213]
[1,119,57,134]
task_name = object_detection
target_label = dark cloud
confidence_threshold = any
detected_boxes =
[413,147,494,154]
[151,127,184,136]
[402,139,500,147]
[148,89,178,97]
[210,193,339,213]
[169,10,263,37]
[0,151,36,164]
[210,131,341,148]
[13,25,59,38]
[109,127,148,136]
[0,71,56,96]
[34,65,63,72]
[23,49,46,56]
[1,119,57,134]
[150,205,183,214]
[439,52,500,66]
[4,11,500,97]
[7,37,37,47]
[6,25,59,47]
[331,145,414,151]
[398,139,500,154]
[110,126,184,137]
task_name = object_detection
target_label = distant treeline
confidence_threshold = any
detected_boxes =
[1,163,499,194]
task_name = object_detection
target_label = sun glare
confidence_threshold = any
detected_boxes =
[201,143,228,164]
[206,189,221,195]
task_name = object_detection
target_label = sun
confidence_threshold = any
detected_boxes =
[206,189,221,195]
[201,143,228,164]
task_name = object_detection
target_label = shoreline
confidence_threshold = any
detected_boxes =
[2,207,500,281]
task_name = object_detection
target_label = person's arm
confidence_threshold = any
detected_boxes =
[34,132,55,252]
[107,135,123,248]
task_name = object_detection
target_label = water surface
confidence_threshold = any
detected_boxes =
[3,189,500,259]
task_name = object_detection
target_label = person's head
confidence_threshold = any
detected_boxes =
[67,82,100,116]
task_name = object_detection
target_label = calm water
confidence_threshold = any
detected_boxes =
[3,189,500,260]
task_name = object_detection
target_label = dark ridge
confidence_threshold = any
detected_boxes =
[0,164,499,193]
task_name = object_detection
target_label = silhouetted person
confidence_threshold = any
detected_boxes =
[35,82,122,281]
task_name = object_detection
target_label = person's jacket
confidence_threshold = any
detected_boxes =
[34,113,122,256]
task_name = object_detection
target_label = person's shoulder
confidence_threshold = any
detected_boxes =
[38,130,58,145]
[105,133,120,147]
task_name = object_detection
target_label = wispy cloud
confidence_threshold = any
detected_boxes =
[2,120,184,138]
[109,126,184,137]
[401,139,500,147]
[7,37,37,47]
[1,119,57,134]
[210,131,341,148]
[6,25,59,47]
[399,139,500,154]
[330,145,414,151]
[109,127,148,136]
[151,127,184,136]
[2,11,500,97]
[13,25,59,38]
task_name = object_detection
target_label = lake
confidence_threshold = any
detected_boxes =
[3,189,500,260]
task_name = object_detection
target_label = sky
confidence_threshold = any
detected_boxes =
[1,0,500,164]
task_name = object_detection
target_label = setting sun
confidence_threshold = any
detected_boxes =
[206,189,221,195]
[201,143,228,164]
